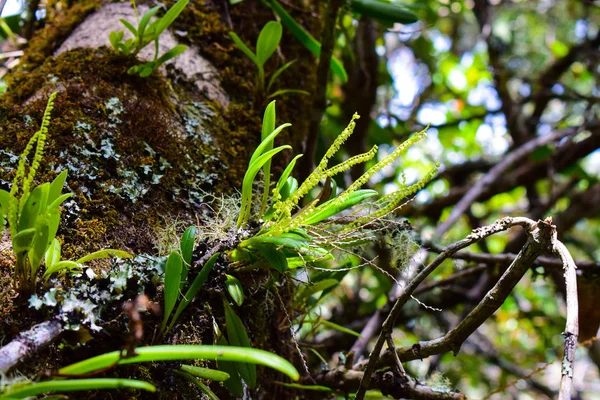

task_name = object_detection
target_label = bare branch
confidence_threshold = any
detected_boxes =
[310,366,466,399]
[553,238,579,400]
[0,320,64,373]
[353,217,538,399]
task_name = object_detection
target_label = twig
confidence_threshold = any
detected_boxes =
[553,237,579,400]
[353,217,539,399]
[0,320,64,373]
[426,244,599,270]
[310,366,466,399]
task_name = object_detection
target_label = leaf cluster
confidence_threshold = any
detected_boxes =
[160,226,220,336]
[230,21,309,99]
[231,101,437,275]
[0,345,299,399]
[0,94,131,295]
[109,0,189,77]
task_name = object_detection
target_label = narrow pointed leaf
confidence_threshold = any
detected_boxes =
[225,274,245,306]
[167,252,220,332]
[161,251,183,332]
[76,249,133,264]
[154,0,189,36]
[267,60,296,92]
[48,170,68,205]
[45,238,61,270]
[0,378,155,399]
[223,301,257,387]
[180,365,230,381]
[229,32,258,65]
[43,260,82,280]
[59,345,299,381]
[301,189,378,225]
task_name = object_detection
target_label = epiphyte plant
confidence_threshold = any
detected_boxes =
[0,345,299,399]
[230,20,309,99]
[230,100,437,274]
[159,225,220,337]
[109,0,189,77]
[0,93,131,296]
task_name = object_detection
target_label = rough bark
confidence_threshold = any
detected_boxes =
[0,1,318,397]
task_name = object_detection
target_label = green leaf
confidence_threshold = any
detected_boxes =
[45,238,61,270]
[256,21,282,66]
[301,189,378,225]
[295,279,339,306]
[119,18,138,37]
[267,0,348,82]
[161,251,183,333]
[214,330,244,397]
[42,260,82,281]
[29,220,50,278]
[276,382,333,392]
[250,244,288,273]
[12,227,36,254]
[76,249,133,264]
[59,345,299,381]
[350,0,418,24]
[267,60,296,92]
[225,274,245,306]
[259,101,277,217]
[180,226,197,266]
[109,30,124,51]
[48,170,68,206]
[229,32,259,66]
[154,0,189,37]
[46,193,73,211]
[275,161,301,201]
[241,235,307,251]
[174,371,220,400]
[238,145,292,227]
[137,5,161,46]
[180,365,230,381]
[223,300,257,387]
[317,319,362,338]
[156,44,188,66]
[18,183,49,232]
[0,378,155,399]
[167,253,220,333]
[249,123,291,165]
[179,225,197,289]
[267,89,310,99]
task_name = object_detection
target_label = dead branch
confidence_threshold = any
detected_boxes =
[310,366,466,400]
[0,320,64,373]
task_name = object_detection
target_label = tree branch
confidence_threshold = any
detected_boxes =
[0,320,64,373]
[353,217,538,399]
[310,366,466,399]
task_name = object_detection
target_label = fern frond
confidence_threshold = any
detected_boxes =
[19,92,57,214]
[337,127,428,205]
[349,164,438,228]
[272,114,360,222]
[322,145,378,179]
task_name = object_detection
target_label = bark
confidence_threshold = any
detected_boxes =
[0,1,318,397]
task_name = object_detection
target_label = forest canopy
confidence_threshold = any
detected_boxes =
[0,0,598,399]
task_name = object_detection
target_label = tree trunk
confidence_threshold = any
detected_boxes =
[0,1,318,397]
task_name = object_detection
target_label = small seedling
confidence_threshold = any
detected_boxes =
[230,21,309,99]
[159,226,220,337]
[109,0,189,77]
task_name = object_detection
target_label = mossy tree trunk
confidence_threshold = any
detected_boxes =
[0,1,318,398]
